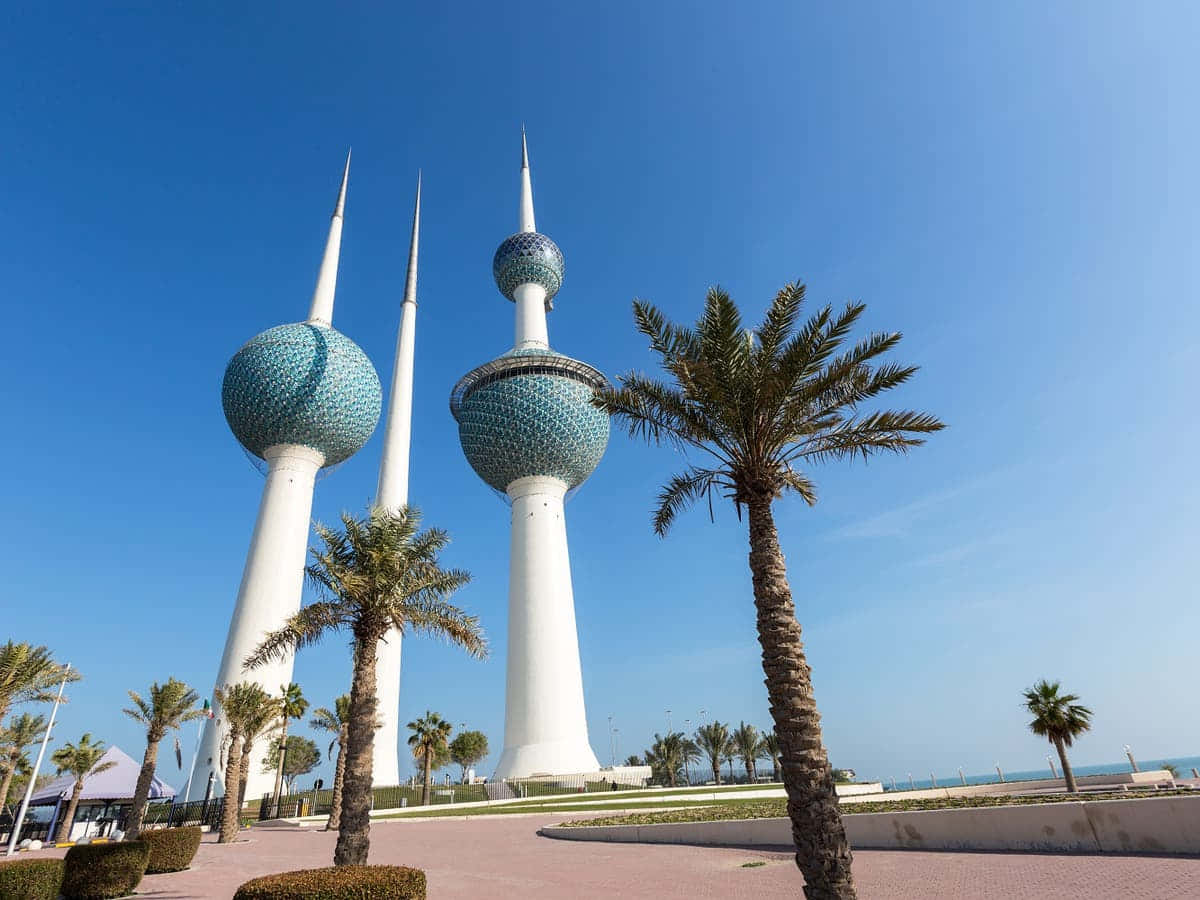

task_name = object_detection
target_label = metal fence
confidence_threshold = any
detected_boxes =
[142,798,225,829]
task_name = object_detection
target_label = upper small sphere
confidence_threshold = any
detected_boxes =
[493,232,564,302]
[222,323,381,467]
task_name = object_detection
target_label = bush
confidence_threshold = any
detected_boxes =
[233,865,426,899]
[61,841,150,899]
[142,826,203,874]
[0,858,65,900]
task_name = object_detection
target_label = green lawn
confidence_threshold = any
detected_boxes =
[558,790,1199,828]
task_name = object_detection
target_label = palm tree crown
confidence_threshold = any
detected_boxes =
[407,712,452,762]
[694,721,731,783]
[1,713,47,809]
[0,641,79,722]
[593,286,943,534]
[52,733,113,780]
[310,696,352,758]
[1023,680,1093,747]
[124,678,204,742]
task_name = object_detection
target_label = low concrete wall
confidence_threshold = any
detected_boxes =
[540,795,1200,855]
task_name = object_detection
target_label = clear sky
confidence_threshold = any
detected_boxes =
[3,1,1197,791]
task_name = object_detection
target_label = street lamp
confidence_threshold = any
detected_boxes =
[608,715,616,768]
[1124,744,1139,773]
[958,767,966,787]
[1047,755,1058,778]
[995,763,1005,783]
[666,710,672,733]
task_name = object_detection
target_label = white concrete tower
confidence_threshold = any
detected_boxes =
[372,174,421,786]
[190,155,382,801]
[451,132,609,779]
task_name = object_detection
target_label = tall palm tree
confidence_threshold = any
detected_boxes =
[122,678,203,838]
[310,696,350,831]
[0,713,46,813]
[270,682,308,815]
[694,722,730,785]
[246,505,486,866]
[733,722,760,781]
[758,731,782,782]
[723,741,737,782]
[213,683,280,843]
[1023,679,1093,793]
[595,285,942,898]
[51,734,115,842]
[681,737,702,786]
[0,642,79,723]
[407,712,452,806]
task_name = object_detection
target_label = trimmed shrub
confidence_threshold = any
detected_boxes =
[0,858,65,900]
[61,841,150,899]
[233,865,426,899]
[142,826,202,874]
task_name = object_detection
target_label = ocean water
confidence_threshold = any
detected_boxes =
[876,756,1200,792]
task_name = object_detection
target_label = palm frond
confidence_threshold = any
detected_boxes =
[243,602,347,671]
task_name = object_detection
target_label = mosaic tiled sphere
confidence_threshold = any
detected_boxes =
[452,350,608,493]
[222,322,381,467]
[493,232,564,303]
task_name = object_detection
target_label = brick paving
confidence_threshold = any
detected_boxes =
[26,813,1200,898]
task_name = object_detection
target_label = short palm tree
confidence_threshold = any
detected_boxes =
[681,737,702,786]
[270,682,308,815]
[246,505,486,866]
[213,683,280,843]
[0,641,79,723]
[733,722,760,781]
[1,713,46,813]
[310,695,351,831]
[122,678,203,838]
[623,754,643,767]
[407,712,453,806]
[1023,679,1093,793]
[51,733,115,842]
[645,732,685,787]
[595,285,942,897]
[758,731,782,782]
[694,722,730,785]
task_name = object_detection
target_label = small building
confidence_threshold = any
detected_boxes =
[30,746,175,841]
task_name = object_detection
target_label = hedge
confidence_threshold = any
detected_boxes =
[0,858,65,900]
[61,841,150,899]
[142,826,203,874]
[233,865,426,899]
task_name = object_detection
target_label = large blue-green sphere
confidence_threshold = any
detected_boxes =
[222,322,382,467]
[451,349,608,493]
[493,232,564,303]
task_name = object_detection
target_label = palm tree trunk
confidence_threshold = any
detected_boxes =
[712,758,721,785]
[219,737,244,843]
[56,780,84,843]
[0,762,16,814]
[746,493,856,899]
[272,719,288,816]
[334,634,379,866]
[325,729,347,831]
[422,748,432,806]
[125,734,162,839]
[1055,737,1078,793]
[238,738,254,810]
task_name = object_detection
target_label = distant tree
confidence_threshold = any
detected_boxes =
[733,722,760,781]
[0,641,80,723]
[264,735,320,791]
[758,732,781,782]
[644,732,685,787]
[594,286,942,895]
[271,683,308,812]
[694,722,731,785]
[309,696,350,831]
[623,755,643,767]
[0,713,45,813]
[122,677,203,838]
[681,738,702,785]
[1162,763,1179,779]
[449,730,489,783]
[1023,679,1093,793]
[832,769,855,784]
[246,506,485,866]
[408,712,453,805]
[51,734,115,842]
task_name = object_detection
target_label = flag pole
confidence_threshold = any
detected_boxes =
[6,664,70,856]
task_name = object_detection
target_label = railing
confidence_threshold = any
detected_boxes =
[141,798,224,829]
[0,816,51,845]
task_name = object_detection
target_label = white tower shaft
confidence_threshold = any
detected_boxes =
[307,152,350,327]
[190,445,325,800]
[372,175,421,786]
[493,476,600,778]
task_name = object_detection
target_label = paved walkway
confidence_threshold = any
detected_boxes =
[32,814,1200,898]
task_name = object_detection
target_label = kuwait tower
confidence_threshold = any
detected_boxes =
[371,175,422,786]
[191,156,382,800]
[451,133,609,778]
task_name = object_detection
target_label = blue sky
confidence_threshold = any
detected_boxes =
[3,1,1198,790]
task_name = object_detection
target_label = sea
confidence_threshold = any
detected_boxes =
[875,755,1200,792]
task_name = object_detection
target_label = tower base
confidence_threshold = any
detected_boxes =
[493,737,600,781]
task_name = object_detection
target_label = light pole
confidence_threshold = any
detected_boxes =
[666,710,672,734]
[1124,744,1139,773]
[958,767,966,786]
[1047,755,1058,778]
[608,715,615,768]
[995,763,1005,783]
[908,773,915,791]
[7,665,70,856]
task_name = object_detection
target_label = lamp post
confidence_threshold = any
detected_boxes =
[6,665,70,856]
[1047,755,1058,779]
[1124,744,1139,773]
[958,767,966,787]
[908,773,915,791]
[996,763,1005,783]
[608,715,615,768]
[666,710,672,734]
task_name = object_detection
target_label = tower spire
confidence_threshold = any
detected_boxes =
[519,127,536,233]
[307,149,351,326]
